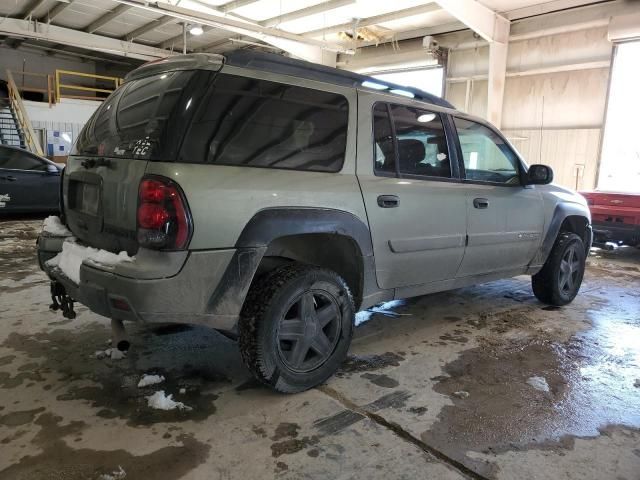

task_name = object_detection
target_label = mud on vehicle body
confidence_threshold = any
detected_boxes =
[38,51,592,393]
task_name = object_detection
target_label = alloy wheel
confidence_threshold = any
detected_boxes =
[276,290,342,373]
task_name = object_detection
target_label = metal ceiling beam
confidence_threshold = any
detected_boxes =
[22,0,48,19]
[112,0,343,48]
[0,18,175,60]
[303,3,442,38]
[122,14,176,40]
[39,0,74,23]
[261,0,355,28]
[433,0,510,43]
[219,0,261,13]
[109,0,348,55]
[199,0,357,51]
[86,4,133,34]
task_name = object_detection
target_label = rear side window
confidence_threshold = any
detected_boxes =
[73,70,212,161]
[180,74,349,172]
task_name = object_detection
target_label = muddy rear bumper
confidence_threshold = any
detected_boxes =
[38,234,264,332]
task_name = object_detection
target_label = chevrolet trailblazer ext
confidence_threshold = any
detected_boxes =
[38,51,592,393]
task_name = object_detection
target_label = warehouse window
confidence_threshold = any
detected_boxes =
[598,41,640,193]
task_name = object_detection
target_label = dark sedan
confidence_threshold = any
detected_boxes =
[0,145,62,214]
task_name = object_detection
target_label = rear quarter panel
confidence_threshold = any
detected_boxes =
[144,164,368,250]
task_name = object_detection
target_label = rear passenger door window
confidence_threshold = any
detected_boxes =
[372,102,452,179]
[390,105,451,179]
[373,103,395,174]
[453,117,521,185]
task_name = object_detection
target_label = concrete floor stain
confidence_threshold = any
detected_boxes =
[0,413,211,480]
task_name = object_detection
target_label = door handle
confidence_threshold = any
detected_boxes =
[377,195,399,208]
[473,197,489,209]
[0,176,17,182]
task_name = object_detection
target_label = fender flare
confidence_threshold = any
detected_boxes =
[532,202,592,267]
[235,207,373,256]
[206,208,374,322]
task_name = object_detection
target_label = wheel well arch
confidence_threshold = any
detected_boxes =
[257,233,365,309]
[559,215,591,252]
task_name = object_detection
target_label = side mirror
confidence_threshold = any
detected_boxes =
[527,164,553,185]
[46,164,60,175]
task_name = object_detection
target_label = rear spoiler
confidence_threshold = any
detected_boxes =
[124,53,225,82]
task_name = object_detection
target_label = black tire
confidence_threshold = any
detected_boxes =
[532,232,586,306]
[238,264,355,393]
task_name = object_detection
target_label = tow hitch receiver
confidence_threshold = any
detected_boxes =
[49,281,76,319]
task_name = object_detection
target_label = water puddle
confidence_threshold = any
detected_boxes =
[423,288,640,472]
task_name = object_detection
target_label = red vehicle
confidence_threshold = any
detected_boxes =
[580,191,640,247]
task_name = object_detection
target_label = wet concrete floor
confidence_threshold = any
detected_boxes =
[0,218,639,479]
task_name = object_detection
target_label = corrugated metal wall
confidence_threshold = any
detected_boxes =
[444,26,613,191]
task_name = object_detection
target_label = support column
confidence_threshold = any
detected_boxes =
[487,31,509,128]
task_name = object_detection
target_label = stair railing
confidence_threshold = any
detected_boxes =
[6,70,44,156]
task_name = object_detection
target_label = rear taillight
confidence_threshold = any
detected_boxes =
[137,176,192,250]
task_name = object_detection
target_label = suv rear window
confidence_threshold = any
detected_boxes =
[180,73,349,172]
[73,70,213,161]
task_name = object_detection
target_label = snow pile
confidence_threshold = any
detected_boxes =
[138,374,165,388]
[42,216,72,236]
[526,376,550,392]
[146,391,191,411]
[46,239,134,284]
[453,390,469,399]
[95,348,127,360]
[98,466,126,480]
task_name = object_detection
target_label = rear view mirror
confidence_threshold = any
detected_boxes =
[46,164,60,175]
[527,164,553,185]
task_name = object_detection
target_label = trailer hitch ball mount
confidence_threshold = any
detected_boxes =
[49,281,76,319]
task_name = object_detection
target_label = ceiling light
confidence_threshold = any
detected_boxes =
[189,25,204,36]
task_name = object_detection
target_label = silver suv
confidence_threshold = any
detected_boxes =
[38,51,592,393]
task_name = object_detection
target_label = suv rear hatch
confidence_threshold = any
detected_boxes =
[64,54,223,254]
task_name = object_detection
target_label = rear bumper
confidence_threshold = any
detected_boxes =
[592,221,640,245]
[38,233,264,332]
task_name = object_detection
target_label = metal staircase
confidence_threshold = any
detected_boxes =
[0,99,26,149]
[1,71,44,155]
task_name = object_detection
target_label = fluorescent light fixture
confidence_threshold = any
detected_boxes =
[362,81,388,90]
[189,24,204,36]
[390,89,414,98]
[417,113,436,123]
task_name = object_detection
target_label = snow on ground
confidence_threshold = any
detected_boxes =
[355,300,409,326]
[42,216,72,236]
[146,391,191,411]
[98,466,126,480]
[527,376,551,392]
[95,348,127,360]
[137,374,165,388]
[46,239,134,284]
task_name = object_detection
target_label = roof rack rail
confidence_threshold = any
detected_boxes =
[224,50,454,109]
